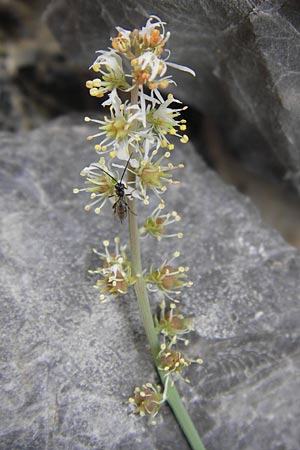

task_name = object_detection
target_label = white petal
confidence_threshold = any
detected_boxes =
[130,158,139,168]
[166,62,196,77]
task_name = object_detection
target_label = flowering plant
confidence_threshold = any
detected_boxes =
[74,16,206,450]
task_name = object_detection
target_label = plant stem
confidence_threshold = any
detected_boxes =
[127,87,206,450]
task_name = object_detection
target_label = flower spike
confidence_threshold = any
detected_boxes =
[74,14,206,450]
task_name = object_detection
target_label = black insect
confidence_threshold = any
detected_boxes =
[99,155,134,223]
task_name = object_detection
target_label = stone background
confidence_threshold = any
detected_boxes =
[1,1,300,449]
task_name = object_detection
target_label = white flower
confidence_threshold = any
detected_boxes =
[139,15,170,50]
[90,238,136,301]
[140,202,183,240]
[131,149,184,203]
[84,90,145,160]
[88,50,129,95]
[73,158,136,214]
[146,91,189,148]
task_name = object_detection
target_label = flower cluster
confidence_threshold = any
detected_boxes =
[155,305,203,384]
[74,15,194,217]
[154,300,193,345]
[128,382,164,422]
[75,16,202,424]
[139,202,183,241]
[145,251,192,302]
[89,238,136,302]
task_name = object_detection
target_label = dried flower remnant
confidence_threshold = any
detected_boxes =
[157,343,203,384]
[154,301,193,344]
[129,382,164,419]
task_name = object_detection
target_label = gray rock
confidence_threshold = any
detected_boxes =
[42,0,300,190]
[0,115,299,449]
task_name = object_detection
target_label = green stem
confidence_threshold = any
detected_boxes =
[127,86,206,450]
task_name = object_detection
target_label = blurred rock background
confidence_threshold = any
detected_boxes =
[0,0,93,131]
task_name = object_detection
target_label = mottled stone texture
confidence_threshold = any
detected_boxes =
[0,116,300,449]
[43,0,300,190]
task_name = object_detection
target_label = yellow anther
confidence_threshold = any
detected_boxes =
[84,116,91,122]
[73,188,79,194]
[177,233,183,238]
[148,82,158,90]
[168,144,174,150]
[92,63,101,72]
[95,208,101,214]
[92,78,102,87]
[180,125,187,131]
[84,205,91,211]
[167,93,174,100]
[160,79,169,89]
[89,87,99,96]
[94,144,101,151]
[180,134,189,144]
[109,151,116,158]
[85,80,93,88]
[86,136,93,141]
[103,240,110,247]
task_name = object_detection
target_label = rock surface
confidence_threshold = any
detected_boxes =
[0,116,299,449]
[42,0,300,191]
